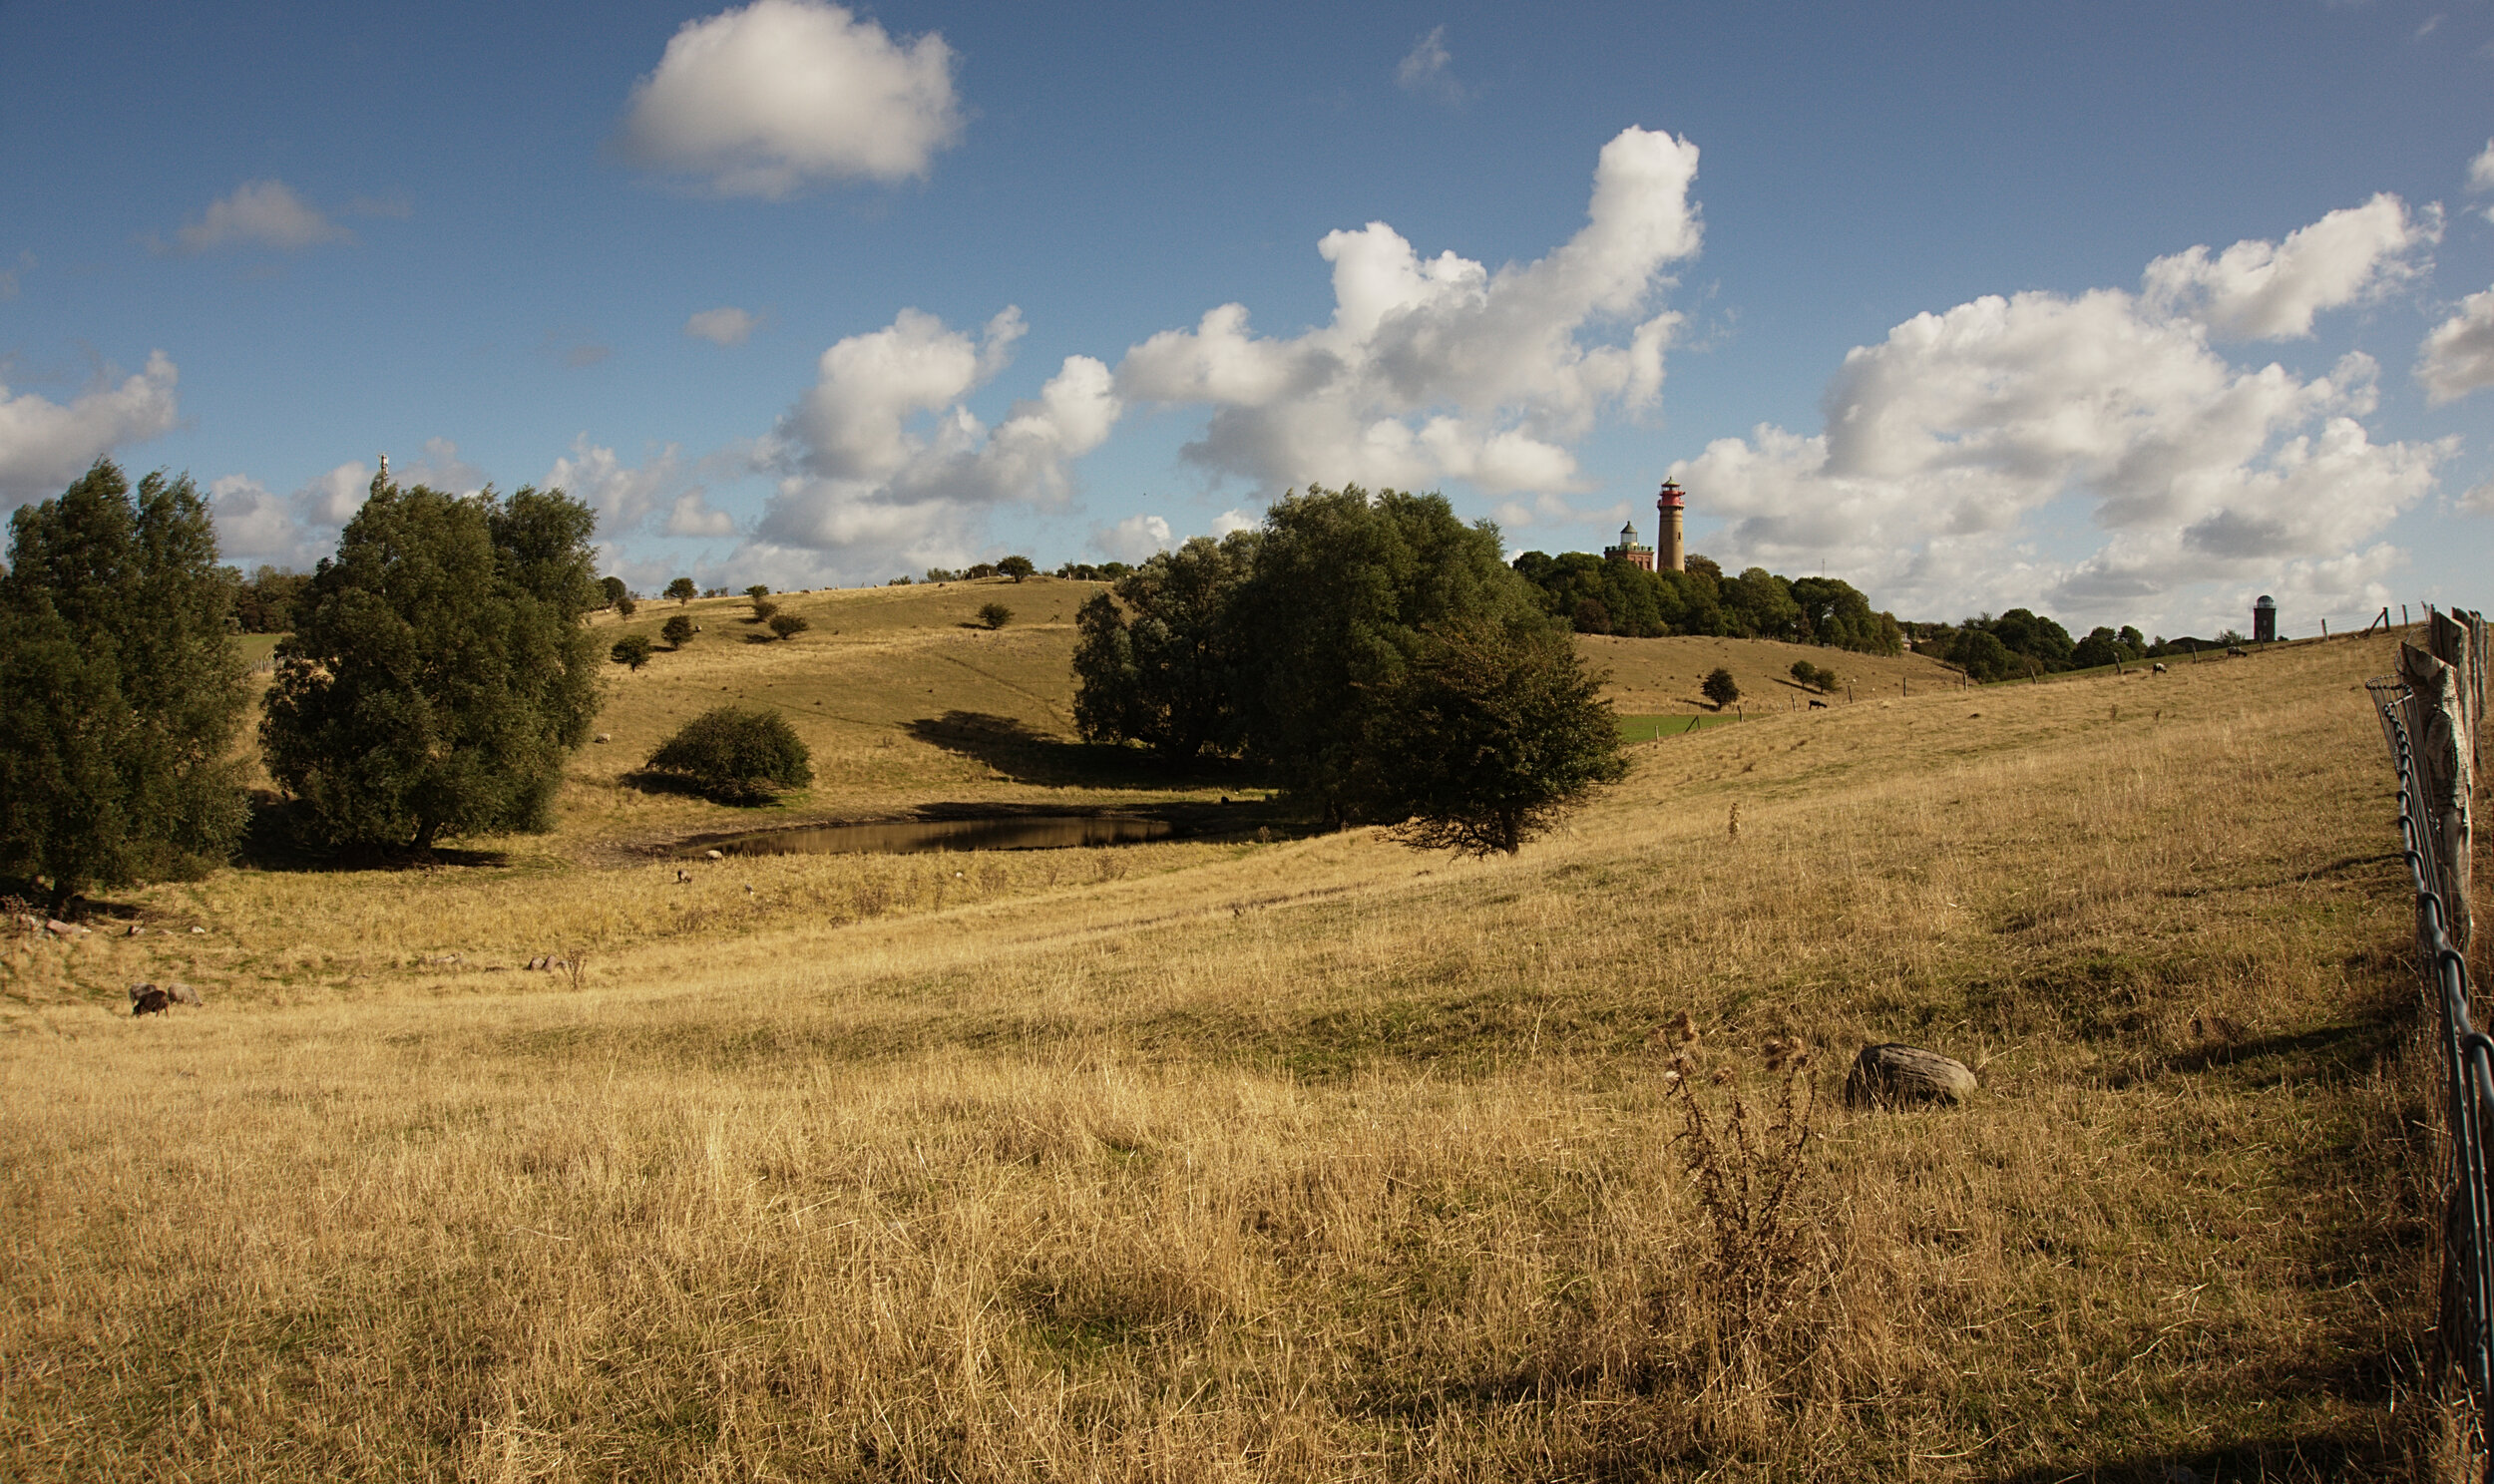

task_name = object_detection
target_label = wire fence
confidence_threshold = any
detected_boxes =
[2368,606,2487,1470]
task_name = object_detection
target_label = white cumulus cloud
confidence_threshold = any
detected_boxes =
[743,306,1121,577]
[0,351,182,506]
[1670,200,2455,630]
[665,490,738,538]
[2139,193,2435,339]
[618,0,961,198]
[545,437,688,537]
[1092,513,1172,564]
[1116,126,1701,499]
[2417,285,2494,404]
[2471,139,2494,194]
[685,306,760,346]
[171,181,352,254]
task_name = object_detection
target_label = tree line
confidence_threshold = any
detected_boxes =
[1071,486,1627,855]
[1905,609,2254,683]
[1509,549,1905,654]
[1,461,607,912]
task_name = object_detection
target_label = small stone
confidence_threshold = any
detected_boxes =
[1845,1043,1978,1107]
[594,732,612,744]
[189,927,207,934]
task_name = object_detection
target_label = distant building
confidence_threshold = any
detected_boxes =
[2254,593,2276,643]
[1656,479,1686,572]
[1604,520,1654,571]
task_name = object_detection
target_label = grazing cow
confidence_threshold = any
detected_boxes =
[166,982,203,1006]
[2151,662,2168,673]
[1808,699,1828,709]
[2226,646,2248,658]
[130,985,170,1016]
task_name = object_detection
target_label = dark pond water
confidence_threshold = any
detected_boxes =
[691,815,1174,858]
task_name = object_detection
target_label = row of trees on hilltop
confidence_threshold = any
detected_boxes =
[1508,550,1905,653]
[1911,609,2254,682]
[1072,487,1627,855]
[0,462,606,911]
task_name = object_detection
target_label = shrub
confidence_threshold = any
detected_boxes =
[665,577,696,603]
[615,592,636,617]
[644,706,812,802]
[611,633,653,669]
[1790,660,1838,692]
[750,598,778,623]
[745,584,769,600]
[977,602,1013,630]
[1702,667,1740,708]
[661,614,695,648]
[767,612,810,640]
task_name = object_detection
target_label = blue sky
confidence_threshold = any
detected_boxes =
[4,0,2491,637]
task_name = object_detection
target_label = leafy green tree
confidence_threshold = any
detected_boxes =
[665,576,697,603]
[661,614,695,648]
[998,555,1036,582]
[611,633,653,669]
[233,564,311,632]
[1369,621,1628,856]
[260,476,602,852]
[644,706,812,802]
[616,591,636,617]
[2072,626,2125,668]
[599,575,627,609]
[745,584,769,600]
[0,463,251,913]
[1072,532,1259,761]
[1232,486,1545,825]
[767,612,809,639]
[977,601,1013,630]
[1702,667,1740,708]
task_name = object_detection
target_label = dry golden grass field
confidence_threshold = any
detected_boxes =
[0,586,2475,1481]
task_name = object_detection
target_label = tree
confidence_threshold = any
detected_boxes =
[998,555,1036,582]
[977,601,1013,630]
[1368,621,1628,856]
[1702,667,1740,708]
[661,614,695,648]
[0,463,251,913]
[1072,532,1259,760]
[750,597,778,623]
[767,612,810,639]
[1230,486,1546,825]
[600,575,627,609]
[745,584,769,600]
[644,706,812,802]
[616,592,636,617]
[260,476,602,852]
[233,564,310,632]
[612,633,653,669]
[1790,659,1837,692]
[665,576,697,603]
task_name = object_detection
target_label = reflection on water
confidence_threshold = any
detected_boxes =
[694,815,1173,858]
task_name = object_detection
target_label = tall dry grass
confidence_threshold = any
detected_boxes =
[0,632,2458,1479]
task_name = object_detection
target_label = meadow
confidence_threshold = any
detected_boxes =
[0,583,2466,1480]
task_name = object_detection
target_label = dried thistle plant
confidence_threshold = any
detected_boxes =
[1664,1017,1826,1397]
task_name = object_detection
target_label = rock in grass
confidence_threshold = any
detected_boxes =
[1845,1043,1976,1107]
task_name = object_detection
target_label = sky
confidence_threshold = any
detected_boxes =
[3,0,2492,638]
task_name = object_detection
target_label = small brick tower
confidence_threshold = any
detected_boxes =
[2254,594,2276,644]
[1657,479,1686,572]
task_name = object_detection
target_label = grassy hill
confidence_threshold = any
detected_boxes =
[0,605,2462,1478]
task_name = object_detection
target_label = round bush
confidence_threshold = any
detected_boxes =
[610,633,653,670]
[977,602,1014,630]
[660,614,695,648]
[644,706,813,802]
[768,612,810,639]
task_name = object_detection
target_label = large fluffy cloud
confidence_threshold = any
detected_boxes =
[617,0,960,197]
[1117,126,1701,500]
[167,180,352,254]
[0,352,182,505]
[2139,193,2434,339]
[207,460,367,568]
[544,437,687,538]
[2417,286,2494,404]
[740,306,1120,578]
[1672,197,2450,629]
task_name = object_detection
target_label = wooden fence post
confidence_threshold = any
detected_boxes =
[2401,639,2475,950]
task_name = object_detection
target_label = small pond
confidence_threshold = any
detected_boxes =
[690,815,1174,858]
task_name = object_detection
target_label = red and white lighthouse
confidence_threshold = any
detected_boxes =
[1656,479,1686,572]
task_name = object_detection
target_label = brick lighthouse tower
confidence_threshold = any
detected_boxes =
[1656,479,1686,572]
